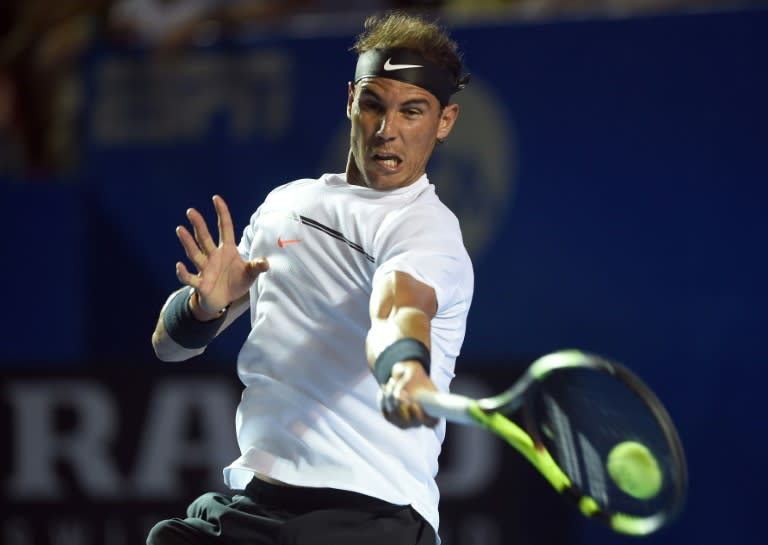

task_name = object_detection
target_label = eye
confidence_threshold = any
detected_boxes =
[359,98,383,113]
[403,108,423,119]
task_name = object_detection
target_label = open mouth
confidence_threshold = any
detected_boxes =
[372,152,402,170]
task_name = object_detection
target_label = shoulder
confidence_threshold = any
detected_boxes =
[263,173,345,201]
[388,187,462,234]
[267,176,323,196]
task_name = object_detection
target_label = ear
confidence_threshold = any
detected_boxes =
[347,81,355,119]
[436,103,459,141]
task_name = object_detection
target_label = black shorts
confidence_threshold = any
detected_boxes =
[146,477,436,545]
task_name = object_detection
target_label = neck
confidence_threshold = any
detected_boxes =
[345,151,365,187]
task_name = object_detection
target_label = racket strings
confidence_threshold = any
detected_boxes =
[526,366,685,520]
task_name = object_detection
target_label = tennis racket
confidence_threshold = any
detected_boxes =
[416,349,687,536]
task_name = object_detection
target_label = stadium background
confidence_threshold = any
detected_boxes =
[2,3,766,545]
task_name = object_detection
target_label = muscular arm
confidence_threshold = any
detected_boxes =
[366,270,439,427]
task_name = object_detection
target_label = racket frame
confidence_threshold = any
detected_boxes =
[416,350,688,536]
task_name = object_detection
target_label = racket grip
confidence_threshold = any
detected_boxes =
[415,390,476,425]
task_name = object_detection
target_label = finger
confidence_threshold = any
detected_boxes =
[390,402,419,429]
[380,383,395,414]
[378,389,391,420]
[391,380,420,426]
[406,384,439,427]
[186,208,217,255]
[176,226,207,270]
[175,262,199,288]
[397,400,413,423]
[245,258,270,278]
[411,402,438,427]
[391,374,407,407]
[213,195,235,246]
[382,376,409,424]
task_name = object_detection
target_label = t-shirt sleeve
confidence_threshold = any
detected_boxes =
[372,203,472,314]
[237,205,264,260]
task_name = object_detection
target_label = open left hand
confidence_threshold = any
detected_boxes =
[175,195,268,319]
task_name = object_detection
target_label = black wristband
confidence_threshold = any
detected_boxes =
[373,338,431,385]
[162,288,226,349]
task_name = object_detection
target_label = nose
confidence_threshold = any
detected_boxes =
[375,110,398,140]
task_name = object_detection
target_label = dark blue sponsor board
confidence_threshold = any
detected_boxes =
[2,8,767,545]
[2,366,574,545]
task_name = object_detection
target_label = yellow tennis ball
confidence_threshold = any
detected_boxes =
[606,441,663,500]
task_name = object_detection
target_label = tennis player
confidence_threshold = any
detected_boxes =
[147,11,474,545]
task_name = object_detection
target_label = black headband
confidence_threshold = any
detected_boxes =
[354,48,469,106]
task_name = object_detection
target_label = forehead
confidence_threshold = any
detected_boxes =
[355,77,439,106]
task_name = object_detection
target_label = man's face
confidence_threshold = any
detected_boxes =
[346,77,459,190]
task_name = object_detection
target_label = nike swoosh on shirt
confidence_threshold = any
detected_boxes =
[383,58,423,71]
[277,237,301,248]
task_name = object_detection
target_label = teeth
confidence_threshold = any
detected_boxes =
[381,159,398,168]
[375,154,399,168]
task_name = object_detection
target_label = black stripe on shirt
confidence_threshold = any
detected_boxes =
[300,216,375,263]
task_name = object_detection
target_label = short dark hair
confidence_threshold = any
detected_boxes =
[352,12,463,86]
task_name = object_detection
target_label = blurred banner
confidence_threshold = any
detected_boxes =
[2,7,767,545]
[2,365,575,545]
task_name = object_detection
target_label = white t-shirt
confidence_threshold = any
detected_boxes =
[224,172,474,537]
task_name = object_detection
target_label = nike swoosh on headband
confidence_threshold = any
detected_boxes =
[355,48,468,106]
[383,58,423,71]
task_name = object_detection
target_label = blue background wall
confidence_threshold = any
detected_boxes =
[2,7,767,545]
